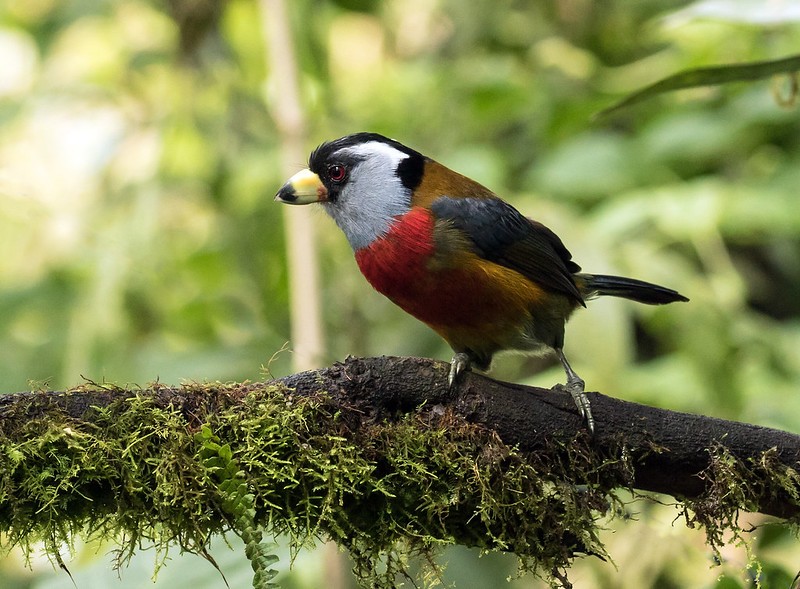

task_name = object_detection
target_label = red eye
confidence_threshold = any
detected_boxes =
[328,164,347,183]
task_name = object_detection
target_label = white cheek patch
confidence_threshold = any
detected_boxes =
[323,142,412,251]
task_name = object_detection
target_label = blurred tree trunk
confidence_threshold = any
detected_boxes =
[259,0,326,373]
[258,1,342,586]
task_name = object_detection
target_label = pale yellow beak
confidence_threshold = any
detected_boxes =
[275,169,328,204]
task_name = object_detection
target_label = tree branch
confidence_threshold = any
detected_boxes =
[279,356,800,519]
[1,355,799,586]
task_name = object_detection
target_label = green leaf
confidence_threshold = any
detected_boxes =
[596,53,800,118]
[218,443,233,462]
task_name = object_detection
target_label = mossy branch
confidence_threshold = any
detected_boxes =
[1,355,799,587]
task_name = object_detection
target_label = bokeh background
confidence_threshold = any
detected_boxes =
[2,0,800,587]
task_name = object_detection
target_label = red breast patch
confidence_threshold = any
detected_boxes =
[354,208,436,298]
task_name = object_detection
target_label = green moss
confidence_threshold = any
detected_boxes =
[0,385,220,568]
[0,382,794,588]
[197,424,279,588]
[682,443,800,560]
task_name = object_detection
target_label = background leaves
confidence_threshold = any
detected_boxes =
[2,0,800,587]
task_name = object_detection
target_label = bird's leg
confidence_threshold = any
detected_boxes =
[448,352,472,388]
[555,348,595,435]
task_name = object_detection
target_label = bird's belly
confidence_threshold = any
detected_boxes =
[354,214,550,352]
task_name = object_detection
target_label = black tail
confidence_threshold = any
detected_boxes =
[580,273,689,305]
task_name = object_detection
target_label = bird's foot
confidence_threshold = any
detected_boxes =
[556,377,594,436]
[448,353,471,388]
[554,348,595,435]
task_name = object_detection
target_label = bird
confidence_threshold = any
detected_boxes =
[275,132,688,434]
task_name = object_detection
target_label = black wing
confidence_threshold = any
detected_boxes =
[430,196,584,304]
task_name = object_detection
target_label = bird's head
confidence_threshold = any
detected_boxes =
[276,133,426,250]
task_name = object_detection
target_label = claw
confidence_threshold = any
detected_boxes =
[448,352,471,388]
[555,348,595,436]
[566,377,594,436]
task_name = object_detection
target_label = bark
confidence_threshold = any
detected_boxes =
[282,356,800,520]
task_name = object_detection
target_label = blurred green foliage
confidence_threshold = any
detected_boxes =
[2,0,800,587]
